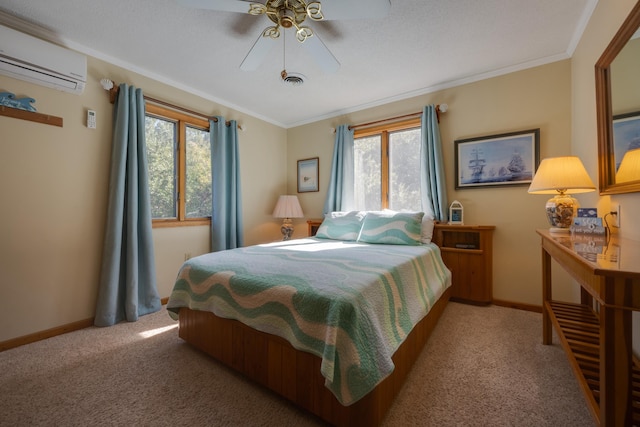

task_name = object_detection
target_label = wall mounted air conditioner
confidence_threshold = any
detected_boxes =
[0,24,86,95]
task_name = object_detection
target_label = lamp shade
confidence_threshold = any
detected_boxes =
[272,195,304,218]
[616,148,640,183]
[528,156,595,233]
[528,156,596,194]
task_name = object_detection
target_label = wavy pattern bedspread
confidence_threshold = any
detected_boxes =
[167,237,451,405]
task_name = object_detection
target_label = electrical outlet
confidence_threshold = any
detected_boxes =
[612,204,621,228]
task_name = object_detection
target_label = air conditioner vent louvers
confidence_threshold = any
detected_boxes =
[0,24,86,95]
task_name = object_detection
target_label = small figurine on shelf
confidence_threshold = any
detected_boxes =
[449,200,464,225]
[0,91,36,112]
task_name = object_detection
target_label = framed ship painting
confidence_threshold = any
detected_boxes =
[454,129,540,189]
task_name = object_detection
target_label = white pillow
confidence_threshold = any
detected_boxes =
[421,215,435,244]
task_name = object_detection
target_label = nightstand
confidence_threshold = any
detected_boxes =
[307,219,322,236]
[432,223,495,305]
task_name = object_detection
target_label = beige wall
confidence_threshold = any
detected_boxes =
[287,60,576,307]
[0,56,286,342]
[571,0,640,350]
[3,0,640,344]
[611,37,640,115]
[572,0,640,242]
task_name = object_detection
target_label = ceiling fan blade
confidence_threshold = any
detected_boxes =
[319,0,391,20]
[231,14,262,36]
[175,0,253,13]
[240,33,277,71]
[303,33,340,73]
[313,21,342,40]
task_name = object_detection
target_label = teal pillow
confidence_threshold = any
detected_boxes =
[358,211,424,245]
[383,209,435,244]
[315,211,365,241]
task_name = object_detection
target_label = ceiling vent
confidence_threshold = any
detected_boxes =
[280,70,305,86]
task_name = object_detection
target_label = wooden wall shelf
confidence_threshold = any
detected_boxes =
[0,105,63,127]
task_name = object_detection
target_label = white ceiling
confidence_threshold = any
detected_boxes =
[0,0,597,128]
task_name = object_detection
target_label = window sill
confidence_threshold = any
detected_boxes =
[152,219,210,228]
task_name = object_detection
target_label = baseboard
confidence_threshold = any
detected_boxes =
[0,317,95,352]
[492,299,542,313]
[0,296,171,352]
[0,298,537,352]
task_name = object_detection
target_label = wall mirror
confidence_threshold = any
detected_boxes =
[596,1,640,194]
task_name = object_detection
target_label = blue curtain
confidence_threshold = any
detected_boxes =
[323,124,355,213]
[94,84,161,327]
[420,105,448,221]
[210,117,243,251]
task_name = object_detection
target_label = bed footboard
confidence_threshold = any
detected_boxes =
[177,286,450,426]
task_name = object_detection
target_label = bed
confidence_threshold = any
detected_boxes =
[167,211,452,426]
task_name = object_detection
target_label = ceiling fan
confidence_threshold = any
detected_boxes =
[176,0,391,73]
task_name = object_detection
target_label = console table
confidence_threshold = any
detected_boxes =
[538,229,640,426]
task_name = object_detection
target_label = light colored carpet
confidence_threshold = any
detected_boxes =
[0,302,594,426]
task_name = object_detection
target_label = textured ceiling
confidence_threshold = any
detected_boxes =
[0,0,596,128]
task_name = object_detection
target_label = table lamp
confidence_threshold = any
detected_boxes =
[616,148,640,183]
[527,156,595,233]
[272,195,304,240]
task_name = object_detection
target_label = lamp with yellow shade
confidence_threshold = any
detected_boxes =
[528,156,596,233]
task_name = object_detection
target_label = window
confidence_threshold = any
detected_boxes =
[145,104,211,227]
[354,118,422,211]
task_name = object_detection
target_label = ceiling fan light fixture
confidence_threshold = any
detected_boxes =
[306,2,323,20]
[263,26,281,39]
[296,26,313,42]
[257,0,320,42]
[240,0,340,72]
[280,9,296,28]
[248,3,267,16]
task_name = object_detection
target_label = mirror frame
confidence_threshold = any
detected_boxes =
[596,1,640,195]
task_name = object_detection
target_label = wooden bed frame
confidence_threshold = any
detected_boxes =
[177,286,451,426]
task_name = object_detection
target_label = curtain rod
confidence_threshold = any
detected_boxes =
[100,79,242,130]
[348,104,448,131]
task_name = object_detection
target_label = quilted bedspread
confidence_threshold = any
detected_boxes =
[167,238,451,405]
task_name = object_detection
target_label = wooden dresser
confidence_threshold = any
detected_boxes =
[537,229,640,426]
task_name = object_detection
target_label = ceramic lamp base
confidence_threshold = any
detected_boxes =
[280,218,294,241]
[545,193,578,232]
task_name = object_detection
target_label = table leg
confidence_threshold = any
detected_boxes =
[599,279,632,426]
[542,247,552,345]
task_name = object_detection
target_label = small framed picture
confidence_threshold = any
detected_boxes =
[297,157,319,193]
